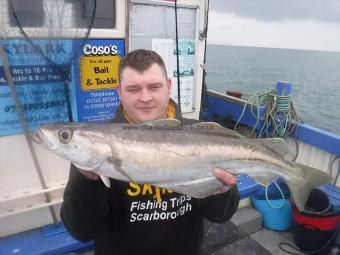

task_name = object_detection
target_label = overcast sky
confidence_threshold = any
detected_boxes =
[208,0,340,52]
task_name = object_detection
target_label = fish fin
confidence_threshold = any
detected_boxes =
[258,138,291,158]
[74,164,111,188]
[286,163,332,211]
[141,119,181,128]
[183,122,242,138]
[249,173,281,186]
[99,175,111,188]
[74,163,92,171]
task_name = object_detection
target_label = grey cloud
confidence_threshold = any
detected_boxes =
[210,0,340,23]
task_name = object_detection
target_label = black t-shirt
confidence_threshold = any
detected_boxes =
[94,179,204,255]
[61,165,239,255]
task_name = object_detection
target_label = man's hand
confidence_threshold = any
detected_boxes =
[79,170,100,181]
[213,168,237,193]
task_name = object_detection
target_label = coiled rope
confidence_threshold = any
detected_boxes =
[234,88,302,139]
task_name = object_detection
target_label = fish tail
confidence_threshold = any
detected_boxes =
[286,163,332,211]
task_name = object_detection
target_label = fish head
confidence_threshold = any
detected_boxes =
[33,123,111,170]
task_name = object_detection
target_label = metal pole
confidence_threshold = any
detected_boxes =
[174,0,181,112]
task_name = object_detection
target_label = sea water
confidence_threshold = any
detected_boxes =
[206,44,340,135]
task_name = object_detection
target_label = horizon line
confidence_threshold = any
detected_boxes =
[207,43,340,54]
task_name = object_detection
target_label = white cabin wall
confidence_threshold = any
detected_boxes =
[285,137,339,186]
[0,134,69,237]
[0,134,69,192]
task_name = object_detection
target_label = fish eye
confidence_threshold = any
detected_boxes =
[58,129,73,144]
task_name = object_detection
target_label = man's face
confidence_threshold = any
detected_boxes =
[118,63,172,123]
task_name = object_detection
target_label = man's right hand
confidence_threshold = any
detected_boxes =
[79,170,100,181]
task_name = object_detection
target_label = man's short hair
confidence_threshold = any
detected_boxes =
[118,49,168,81]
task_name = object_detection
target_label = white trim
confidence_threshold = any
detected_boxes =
[1,0,126,39]
[89,0,126,39]
[0,180,67,203]
[131,0,198,9]
[0,198,63,218]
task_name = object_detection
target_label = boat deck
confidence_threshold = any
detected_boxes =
[201,206,299,255]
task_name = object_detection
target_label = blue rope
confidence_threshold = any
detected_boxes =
[234,88,301,138]
[265,181,285,209]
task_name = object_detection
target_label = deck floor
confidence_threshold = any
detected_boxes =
[250,228,297,255]
[201,221,271,255]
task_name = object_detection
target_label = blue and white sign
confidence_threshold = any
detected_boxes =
[74,39,125,122]
[0,39,73,136]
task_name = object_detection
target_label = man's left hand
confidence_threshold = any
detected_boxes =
[213,168,237,193]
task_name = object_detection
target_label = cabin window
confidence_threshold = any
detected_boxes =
[8,0,116,29]
[9,0,45,27]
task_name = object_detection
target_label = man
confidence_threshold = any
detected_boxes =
[61,49,240,255]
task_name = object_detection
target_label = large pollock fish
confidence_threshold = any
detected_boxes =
[33,119,332,211]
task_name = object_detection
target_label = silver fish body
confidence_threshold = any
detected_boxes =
[33,120,332,211]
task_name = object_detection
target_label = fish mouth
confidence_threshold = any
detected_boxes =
[31,130,57,151]
[31,133,43,144]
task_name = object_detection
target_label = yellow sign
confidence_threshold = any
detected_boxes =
[80,55,120,91]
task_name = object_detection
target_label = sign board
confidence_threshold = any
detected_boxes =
[152,38,195,113]
[0,39,125,136]
[75,39,124,122]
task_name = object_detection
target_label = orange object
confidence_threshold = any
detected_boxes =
[226,90,243,98]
